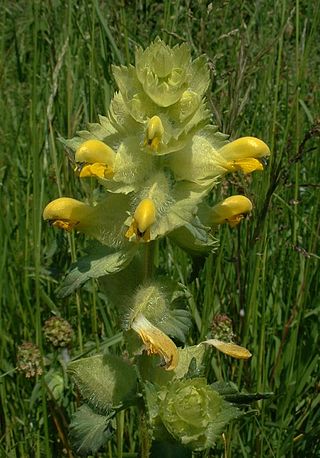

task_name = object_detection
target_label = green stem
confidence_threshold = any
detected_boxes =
[140,411,151,458]
[143,242,155,281]
[116,410,124,458]
[139,241,155,457]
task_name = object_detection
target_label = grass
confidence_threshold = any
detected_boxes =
[1,0,319,456]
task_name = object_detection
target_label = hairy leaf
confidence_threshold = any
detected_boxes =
[57,244,137,297]
[68,354,137,413]
[69,404,114,456]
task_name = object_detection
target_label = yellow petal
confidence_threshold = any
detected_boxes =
[219,137,270,161]
[134,198,156,233]
[227,157,264,174]
[75,139,116,165]
[125,198,156,242]
[132,314,179,371]
[202,339,252,360]
[210,195,253,226]
[43,197,93,231]
[78,163,114,179]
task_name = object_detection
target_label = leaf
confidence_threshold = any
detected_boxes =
[68,354,137,413]
[44,370,64,401]
[69,404,114,456]
[223,392,274,404]
[98,252,144,308]
[57,244,137,298]
[159,308,191,343]
[211,381,274,405]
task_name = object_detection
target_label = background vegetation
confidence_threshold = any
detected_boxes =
[1,0,319,456]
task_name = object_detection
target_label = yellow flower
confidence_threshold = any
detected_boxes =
[75,139,115,179]
[201,339,252,360]
[43,197,94,231]
[144,115,165,152]
[131,313,179,371]
[43,194,131,247]
[219,137,270,174]
[209,195,253,227]
[125,198,156,242]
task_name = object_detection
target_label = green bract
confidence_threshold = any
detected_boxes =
[158,378,239,450]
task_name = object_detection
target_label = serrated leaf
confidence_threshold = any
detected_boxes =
[69,404,114,456]
[158,308,191,343]
[68,354,137,413]
[57,244,137,298]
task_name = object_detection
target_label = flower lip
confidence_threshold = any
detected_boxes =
[131,313,179,371]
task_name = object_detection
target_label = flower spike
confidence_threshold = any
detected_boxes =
[75,139,115,179]
[131,313,179,371]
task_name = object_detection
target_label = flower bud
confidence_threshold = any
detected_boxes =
[158,378,239,449]
[125,198,156,242]
[144,116,164,151]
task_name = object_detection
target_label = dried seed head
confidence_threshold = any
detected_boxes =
[43,316,73,348]
[17,342,43,378]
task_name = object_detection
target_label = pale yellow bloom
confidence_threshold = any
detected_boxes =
[125,198,156,242]
[209,195,253,227]
[201,339,252,360]
[219,137,270,174]
[131,313,179,371]
[144,115,165,151]
[75,139,116,179]
[43,197,94,231]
